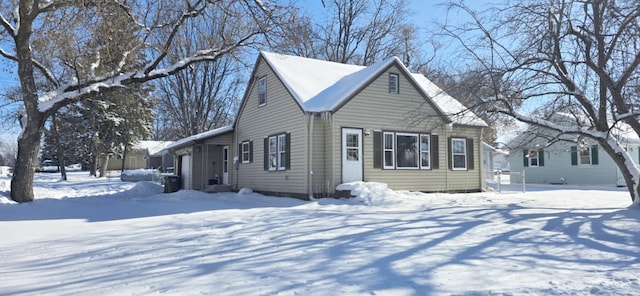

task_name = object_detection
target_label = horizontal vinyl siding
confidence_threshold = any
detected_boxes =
[331,65,482,192]
[235,58,308,195]
[310,115,331,196]
[445,127,483,191]
[511,141,621,185]
[191,145,206,190]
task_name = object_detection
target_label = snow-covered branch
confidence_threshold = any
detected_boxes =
[0,12,16,36]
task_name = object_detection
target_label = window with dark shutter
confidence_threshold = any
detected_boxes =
[241,141,252,164]
[265,133,290,171]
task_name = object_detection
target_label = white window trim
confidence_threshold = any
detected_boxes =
[268,136,277,171]
[420,134,431,169]
[451,138,467,170]
[383,132,432,170]
[396,132,419,169]
[241,141,250,164]
[383,132,395,169]
[389,73,399,94]
[258,76,267,106]
[528,150,539,167]
[579,146,592,166]
[277,134,286,170]
[268,134,287,171]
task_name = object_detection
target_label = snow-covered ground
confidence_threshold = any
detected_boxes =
[1,172,638,295]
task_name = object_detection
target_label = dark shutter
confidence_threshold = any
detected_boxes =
[238,143,242,163]
[249,141,253,163]
[466,138,474,170]
[571,146,578,165]
[263,138,268,171]
[539,149,545,166]
[591,145,598,165]
[431,135,439,169]
[286,133,291,170]
[373,131,382,169]
[447,137,452,170]
[523,150,529,167]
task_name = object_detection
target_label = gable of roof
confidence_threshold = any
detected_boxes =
[245,51,487,127]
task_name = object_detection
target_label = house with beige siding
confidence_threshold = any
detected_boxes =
[106,140,174,171]
[170,51,487,198]
[166,126,234,191]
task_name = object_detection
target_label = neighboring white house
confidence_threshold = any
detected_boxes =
[508,119,640,186]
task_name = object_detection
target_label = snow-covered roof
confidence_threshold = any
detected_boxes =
[165,125,234,151]
[132,141,175,155]
[411,73,488,127]
[261,51,487,127]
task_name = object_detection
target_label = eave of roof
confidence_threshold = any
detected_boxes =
[166,125,234,151]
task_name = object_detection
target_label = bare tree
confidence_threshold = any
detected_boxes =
[440,0,640,205]
[0,0,285,203]
[273,0,425,68]
[153,10,243,139]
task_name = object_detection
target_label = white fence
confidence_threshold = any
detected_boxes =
[485,170,526,193]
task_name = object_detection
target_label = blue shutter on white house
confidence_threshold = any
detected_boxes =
[539,149,544,166]
[523,150,529,167]
[571,146,578,165]
[591,145,598,165]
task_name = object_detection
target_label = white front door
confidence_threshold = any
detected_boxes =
[342,128,363,183]
[181,155,191,190]
[222,146,229,185]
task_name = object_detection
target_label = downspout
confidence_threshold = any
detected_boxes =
[445,123,451,192]
[308,112,315,200]
[479,128,484,191]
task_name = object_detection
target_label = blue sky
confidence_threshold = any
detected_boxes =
[0,0,488,142]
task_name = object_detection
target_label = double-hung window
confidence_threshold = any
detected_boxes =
[579,147,591,165]
[389,73,399,94]
[268,136,277,170]
[241,141,252,164]
[420,135,430,168]
[277,134,286,170]
[383,132,395,169]
[258,76,266,106]
[451,138,467,170]
[529,150,539,167]
[267,133,289,171]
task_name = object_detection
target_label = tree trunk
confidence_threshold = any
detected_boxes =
[11,7,44,203]
[53,114,67,181]
[98,154,109,178]
[58,151,67,181]
[89,155,97,177]
[121,143,128,173]
[599,140,640,205]
[11,115,45,202]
